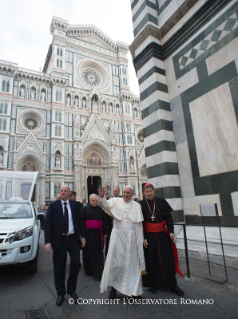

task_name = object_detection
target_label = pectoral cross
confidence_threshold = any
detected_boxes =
[151,215,155,222]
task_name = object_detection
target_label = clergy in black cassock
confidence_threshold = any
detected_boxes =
[82,194,107,280]
[139,183,184,296]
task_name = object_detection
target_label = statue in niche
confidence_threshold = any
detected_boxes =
[0,153,3,164]
[55,156,60,167]
[116,105,120,114]
[82,98,86,108]
[109,104,112,113]
[67,95,71,106]
[141,166,147,176]
[20,86,25,98]
[102,102,106,112]
[92,97,97,111]
[41,91,46,102]
[134,108,138,117]
[31,89,36,100]
[129,156,134,171]
[138,132,144,143]
[75,96,79,107]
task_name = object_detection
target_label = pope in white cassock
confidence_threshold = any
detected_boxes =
[98,185,145,299]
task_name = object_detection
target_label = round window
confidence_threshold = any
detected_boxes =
[82,69,101,87]
[24,117,38,130]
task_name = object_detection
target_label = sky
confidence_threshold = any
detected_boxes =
[0,0,140,95]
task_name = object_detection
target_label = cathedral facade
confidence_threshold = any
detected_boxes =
[0,16,147,205]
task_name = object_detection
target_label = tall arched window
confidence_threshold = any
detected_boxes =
[57,59,59,67]
[58,126,61,136]
[6,81,10,92]
[57,48,59,55]
[59,91,62,102]
[55,126,58,136]
[0,145,4,164]
[60,60,62,68]
[56,90,59,101]
[4,104,7,114]
[3,119,6,131]
[2,80,5,92]
[60,49,63,56]
[0,119,2,130]
[0,103,3,113]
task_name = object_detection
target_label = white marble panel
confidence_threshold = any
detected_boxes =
[183,194,222,216]
[135,35,161,57]
[170,95,187,145]
[231,192,238,216]
[139,72,167,93]
[189,83,238,177]
[166,198,183,211]
[137,57,165,79]
[207,38,238,76]
[176,142,195,198]
[168,66,199,100]
[133,6,158,29]
[146,150,178,168]
[149,175,180,189]
[141,90,170,110]
[143,109,172,128]
[144,130,175,148]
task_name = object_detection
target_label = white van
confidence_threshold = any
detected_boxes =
[0,171,43,273]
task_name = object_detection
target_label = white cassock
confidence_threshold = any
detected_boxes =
[99,197,145,296]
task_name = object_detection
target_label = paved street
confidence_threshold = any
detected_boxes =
[0,232,238,319]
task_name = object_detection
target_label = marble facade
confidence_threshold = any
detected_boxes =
[0,17,147,205]
[130,0,238,267]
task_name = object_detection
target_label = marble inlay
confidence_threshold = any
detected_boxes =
[176,142,195,198]
[170,95,187,145]
[206,38,238,76]
[144,130,175,148]
[189,82,238,177]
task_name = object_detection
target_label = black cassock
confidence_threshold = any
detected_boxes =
[82,205,107,279]
[140,197,177,290]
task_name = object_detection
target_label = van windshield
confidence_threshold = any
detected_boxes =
[0,202,32,219]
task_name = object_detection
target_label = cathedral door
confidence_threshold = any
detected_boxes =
[87,176,102,201]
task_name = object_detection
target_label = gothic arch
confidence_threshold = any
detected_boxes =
[82,141,111,166]
[16,155,43,172]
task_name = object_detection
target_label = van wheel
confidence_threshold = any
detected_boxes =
[26,246,38,274]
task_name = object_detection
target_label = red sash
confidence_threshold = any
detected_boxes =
[144,221,183,277]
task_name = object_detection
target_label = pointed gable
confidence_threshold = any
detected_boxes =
[81,115,110,145]
[16,132,43,160]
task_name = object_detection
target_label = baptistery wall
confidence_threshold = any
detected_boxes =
[0,17,148,205]
[130,0,238,267]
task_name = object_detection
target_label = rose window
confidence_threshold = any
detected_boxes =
[24,117,38,130]
[82,69,101,87]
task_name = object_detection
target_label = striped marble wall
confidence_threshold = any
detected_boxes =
[130,0,238,227]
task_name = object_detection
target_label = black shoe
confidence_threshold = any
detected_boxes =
[149,288,157,294]
[109,287,117,299]
[69,292,79,302]
[170,286,184,296]
[56,295,64,306]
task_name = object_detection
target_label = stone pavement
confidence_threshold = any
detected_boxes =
[0,232,238,319]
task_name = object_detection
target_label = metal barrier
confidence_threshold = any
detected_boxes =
[174,222,237,283]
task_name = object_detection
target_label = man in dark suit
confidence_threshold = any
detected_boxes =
[44,185,86,306]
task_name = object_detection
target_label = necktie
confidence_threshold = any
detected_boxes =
[63,202,69,234]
